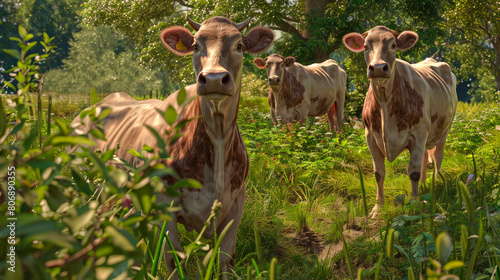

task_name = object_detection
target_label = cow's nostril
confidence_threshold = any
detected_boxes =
[276,78,280,83]
[198,74,207,85]
[222,74,230,85]
[383,65,388,72]
[369,65,374,72]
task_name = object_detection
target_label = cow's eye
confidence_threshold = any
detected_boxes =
[392,43,396,49]
[364,45,369,50]
[237,43,243,51]
[194,44,199,51]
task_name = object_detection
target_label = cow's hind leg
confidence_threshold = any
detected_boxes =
[327,102,336,131]
[218,188,245,280]
[408,141,427,201]
[366,132,386,218]
[335,87,345,131]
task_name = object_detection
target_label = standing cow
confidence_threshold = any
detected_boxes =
[254,54,346,131]
[70,16,274,276]
[342,26,457,217]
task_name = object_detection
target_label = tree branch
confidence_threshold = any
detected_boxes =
[283,15,300,23]
[273,19,306,41]
[45,238,108,268]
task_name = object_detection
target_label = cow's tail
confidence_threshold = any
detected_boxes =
[328,102,336,117]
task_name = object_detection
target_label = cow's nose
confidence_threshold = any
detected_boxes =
[268,76,280,85]
[197,71,234,98]
[368,62,390,78]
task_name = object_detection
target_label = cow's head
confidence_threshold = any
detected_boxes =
[161,16,274,103]
[254,54,295,88]
[342,26,418,81]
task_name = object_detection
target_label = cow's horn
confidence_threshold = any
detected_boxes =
[187,16,201,31]
[236,18,251,31]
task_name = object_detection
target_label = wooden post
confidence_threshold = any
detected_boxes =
[47,94,52,136]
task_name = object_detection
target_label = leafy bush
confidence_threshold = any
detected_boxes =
[44,26,159,96]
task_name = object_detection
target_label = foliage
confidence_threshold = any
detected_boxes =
[44,26,159,96]
[445,0,500,98]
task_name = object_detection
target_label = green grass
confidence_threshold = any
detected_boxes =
[14,91,500,279]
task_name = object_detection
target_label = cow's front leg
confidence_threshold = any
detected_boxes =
[408,141,426,200]
[366,131,386,218]
[217,187,245,280]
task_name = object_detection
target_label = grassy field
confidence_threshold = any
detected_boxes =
[4,90,500,279]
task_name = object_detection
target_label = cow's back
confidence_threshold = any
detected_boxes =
[70,87,195,167]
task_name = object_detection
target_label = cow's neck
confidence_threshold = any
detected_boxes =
[198,83,241,211]
[369,62,400,159]
[272,69,304,112]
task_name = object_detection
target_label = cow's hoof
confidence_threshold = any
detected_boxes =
[369,204,382,219]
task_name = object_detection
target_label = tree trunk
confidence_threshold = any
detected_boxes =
[304,0,331,62]
[494,35,500,92]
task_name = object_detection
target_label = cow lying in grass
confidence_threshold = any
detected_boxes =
[343,26,458,217]
[70,16,274,276]
[254,54,346,131]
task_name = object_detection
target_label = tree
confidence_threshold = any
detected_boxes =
[445,0,500,98]
[44,26,158,95]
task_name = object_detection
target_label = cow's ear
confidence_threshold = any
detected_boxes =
[254,58,267,68]
[243,27,274,54]
[161,27,195,56]
[284,56,295,67]
[343,33,365,52]
[396,31,418,51]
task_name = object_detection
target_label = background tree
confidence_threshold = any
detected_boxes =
[445,0,500,101]
[44,26,159,95]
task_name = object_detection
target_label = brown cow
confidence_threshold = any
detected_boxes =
[342,26,457,217]
[254,54,346,131]
[70,16,274,276]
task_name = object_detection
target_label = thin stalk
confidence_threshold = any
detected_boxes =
[339,225,355,279]
[465,219,483,280]
[47,94,52,136]
[357,164,369,233]
[152,220,169,277]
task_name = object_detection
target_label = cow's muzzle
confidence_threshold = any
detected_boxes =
[368,62,390,79]
[268,75,280,86]
[197,71,234,100]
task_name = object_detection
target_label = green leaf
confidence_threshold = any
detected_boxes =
[3,49,22,60]
[9,37,22,43]
[18,26,27,40]
[171,179,202,190]
[177,86,186,105]
[89,128,106,141]
[443,260,464,271]
[128,149,144,159]
[50,136,96,147]
[90,87,98,105]
[97,108,111,120]
[436,232,452,263]
[24,41,37,53]
[70,167,93,196]
[387,228,395,259]
[165,106,177,126]
[0,98,7,139]
[43,32,49,42]
[104,226,137,252]
[64,208,96,234]
[15,72,26,84]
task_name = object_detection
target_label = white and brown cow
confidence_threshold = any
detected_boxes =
[70,16,274,276]
[342,26,457,217]
[254,54,346,131]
